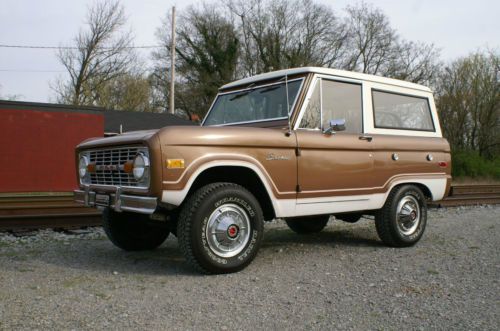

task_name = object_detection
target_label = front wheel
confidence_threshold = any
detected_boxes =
[102,208,170,251]
[375,185,427,247]
[177,183,264,274]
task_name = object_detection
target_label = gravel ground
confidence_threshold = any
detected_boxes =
[0,205,498,330]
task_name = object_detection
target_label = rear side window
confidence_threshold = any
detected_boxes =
[372,90,435,132]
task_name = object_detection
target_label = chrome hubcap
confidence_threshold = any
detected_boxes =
[206,204,251,258]
[396,196,420,236]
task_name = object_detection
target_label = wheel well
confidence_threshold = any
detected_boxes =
[394,183,433,200]
[186,166,276,221]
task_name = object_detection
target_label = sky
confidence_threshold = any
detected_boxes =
[0,0,499,103]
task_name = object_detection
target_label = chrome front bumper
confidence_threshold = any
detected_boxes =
[74,186,157,214]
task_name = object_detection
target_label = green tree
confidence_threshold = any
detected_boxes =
[95,73,154,112]
[154,4,240,118]
[436,51,500,159]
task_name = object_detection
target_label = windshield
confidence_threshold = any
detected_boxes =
[203,78,303,126]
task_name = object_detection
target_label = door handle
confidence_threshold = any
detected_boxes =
[359,135,373,142]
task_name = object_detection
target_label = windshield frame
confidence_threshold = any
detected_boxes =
[201,77,305,127]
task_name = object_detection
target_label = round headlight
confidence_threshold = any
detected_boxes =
[79,156,89,178]
[133,153,149,181]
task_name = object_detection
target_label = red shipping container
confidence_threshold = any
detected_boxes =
[0,109,104,193]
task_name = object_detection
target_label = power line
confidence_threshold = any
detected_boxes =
[0,44,162,50]
[0,69,66,73]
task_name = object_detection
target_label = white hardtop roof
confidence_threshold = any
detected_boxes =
[221,67,432,92]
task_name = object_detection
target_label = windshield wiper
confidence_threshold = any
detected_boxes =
[229,91,251,101]
[229,81,281,100]
[259,85,281,93]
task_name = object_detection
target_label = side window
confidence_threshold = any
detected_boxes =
[299,78,362,133]
[322,80,362,133]
[299,80,321,129]
[372,90,435,131]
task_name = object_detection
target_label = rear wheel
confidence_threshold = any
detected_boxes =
[375,185,427,247]
[285,216,330,234]
[177,183,264,274]
[102,208,169,251]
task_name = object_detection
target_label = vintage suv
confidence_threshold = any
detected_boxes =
[75,67,451,274]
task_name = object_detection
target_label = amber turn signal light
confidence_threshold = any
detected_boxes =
[166,159,185,169]
[123,161,134,173]
[87,163,96,173]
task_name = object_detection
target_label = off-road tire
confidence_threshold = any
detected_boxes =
[336,213,362,223]
[102,208,169,251]
[375,185,427,247]
[177,183,264,274]
[285,216,330,234]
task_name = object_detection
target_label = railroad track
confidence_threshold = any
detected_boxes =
[0,184,498,231]
[0,193,101,231]
[431,184,500,207]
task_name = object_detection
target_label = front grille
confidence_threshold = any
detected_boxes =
[86,146,148,188]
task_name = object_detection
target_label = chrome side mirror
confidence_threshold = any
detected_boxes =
[323,118,346,135]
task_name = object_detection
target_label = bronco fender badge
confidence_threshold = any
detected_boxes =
[266,153,290,161]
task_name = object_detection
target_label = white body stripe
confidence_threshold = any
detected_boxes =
[161,160,289,215]
[162,160,447,218]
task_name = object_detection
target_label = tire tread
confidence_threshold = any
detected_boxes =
[102,208,169,251]
[178,182,259,274]
[375,185,427,247]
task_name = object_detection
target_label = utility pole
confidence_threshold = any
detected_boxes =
[169,6,176,114]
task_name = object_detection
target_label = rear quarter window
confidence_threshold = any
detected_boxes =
[372,90,435,132]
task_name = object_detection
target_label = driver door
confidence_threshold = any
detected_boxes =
[295,78,375,215]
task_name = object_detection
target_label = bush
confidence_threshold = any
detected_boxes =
[452,151,500,180]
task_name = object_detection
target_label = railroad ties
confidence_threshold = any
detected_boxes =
[0,193,101,231]
[0,185,498,231]
[431,184,500,207]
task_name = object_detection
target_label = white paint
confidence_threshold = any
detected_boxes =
[161,159,294,214]
[288,194,380,218]
[298,173,447,195]
[222,67,431,92]
[162,155,294,196]
[162,157,448,218]
[274,177,447,218]
[293,74,442,138]
[363,81,443,138]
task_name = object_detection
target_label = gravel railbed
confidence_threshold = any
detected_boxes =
[0,205,498,330]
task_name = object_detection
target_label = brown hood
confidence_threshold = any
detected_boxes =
[157,125,293,148]
[77,129,159,149]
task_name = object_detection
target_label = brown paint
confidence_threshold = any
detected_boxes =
[75,69,451,208]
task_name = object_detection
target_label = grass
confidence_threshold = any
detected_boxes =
[0,251,28,260]
[452,151,500,180]
[453,177,500,185]
[427,269,439,275]
[94,292,111,300]
[63,276,89,288]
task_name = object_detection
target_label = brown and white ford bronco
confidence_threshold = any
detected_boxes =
[75,67,451,274]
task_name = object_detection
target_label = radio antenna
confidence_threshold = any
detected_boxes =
[285,73,292,136]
